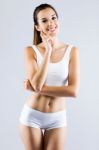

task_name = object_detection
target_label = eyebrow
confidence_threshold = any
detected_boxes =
[40,14,56,20]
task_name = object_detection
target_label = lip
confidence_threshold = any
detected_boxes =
[47,26,57,32]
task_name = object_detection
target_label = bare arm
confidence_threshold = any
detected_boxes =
[39,46,80,98]
[24,46,52,91]
[24,31,54,91]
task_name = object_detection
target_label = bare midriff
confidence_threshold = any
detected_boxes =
[25,93,66,113]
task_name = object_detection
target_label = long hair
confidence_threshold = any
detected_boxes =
[33,3,58,45]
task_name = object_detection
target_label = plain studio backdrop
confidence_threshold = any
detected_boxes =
[0,0,99,150]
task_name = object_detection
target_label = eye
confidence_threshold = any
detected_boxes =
[52,16,57,20]
[42,19,47,23]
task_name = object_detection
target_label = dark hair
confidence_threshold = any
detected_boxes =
[33,3,58,45]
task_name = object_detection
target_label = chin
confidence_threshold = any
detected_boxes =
[49,32,58,37]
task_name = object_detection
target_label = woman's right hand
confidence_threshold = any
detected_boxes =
[40,31,53,52]
[23,79,35,92]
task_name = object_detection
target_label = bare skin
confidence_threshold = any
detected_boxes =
[19,43,68,150]
[24,42,69,113]
[19,7,80,150]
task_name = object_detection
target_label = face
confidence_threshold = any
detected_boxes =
[35,8,59,37]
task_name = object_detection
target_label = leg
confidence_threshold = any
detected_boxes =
[43,127,67,150]
[18,124,44,150]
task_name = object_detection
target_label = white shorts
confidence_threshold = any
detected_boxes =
[19,104,67,131]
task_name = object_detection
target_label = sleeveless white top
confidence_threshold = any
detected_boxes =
[32,44,73,86]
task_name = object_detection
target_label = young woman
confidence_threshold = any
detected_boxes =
[19,3,80,150]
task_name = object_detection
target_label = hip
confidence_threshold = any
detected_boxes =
[19,104,67,130]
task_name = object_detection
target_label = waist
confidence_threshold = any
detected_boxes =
[25,93,66,113]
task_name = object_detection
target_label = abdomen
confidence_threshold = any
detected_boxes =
[25,93,66,112]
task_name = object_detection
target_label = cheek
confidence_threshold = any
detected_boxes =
[53,20,59,26]
[39,23,46,29]
[37,21,45,30]
[56,21,60,28]
[56,19,59,24]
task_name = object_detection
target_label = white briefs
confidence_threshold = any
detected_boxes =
[19,104,67,131]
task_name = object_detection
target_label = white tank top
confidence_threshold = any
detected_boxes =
[32,44,73,86]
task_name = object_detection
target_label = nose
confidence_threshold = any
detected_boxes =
[48,19,53,26]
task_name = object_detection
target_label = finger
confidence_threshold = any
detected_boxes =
[41,31,51,43]
[23,80,28,83]
[40,31,45,41]
[42,31,48,39]
[24,78,29,81]
[42,31,51,38]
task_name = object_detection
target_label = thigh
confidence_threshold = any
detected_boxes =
[43,127,67,150]
[18,124,44,150]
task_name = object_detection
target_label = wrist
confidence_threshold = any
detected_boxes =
[46,48,52,54]
[40,84,48,94]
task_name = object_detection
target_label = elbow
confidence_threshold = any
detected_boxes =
[72,91,78,98]
[34,85,42,92]
[33,82,43,92]
[71,86,79,98]
[29,78,43,92]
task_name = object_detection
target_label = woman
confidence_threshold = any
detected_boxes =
[19,3,80,150]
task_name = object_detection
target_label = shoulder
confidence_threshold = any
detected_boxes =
[24,46,34,54]
[62,42,79,54]
[24,45,37,60]
[69,45,79,61]
[71,45,79,53]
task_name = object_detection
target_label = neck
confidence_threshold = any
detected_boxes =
[51,36,60,50]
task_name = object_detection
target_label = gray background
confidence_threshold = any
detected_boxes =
[0,0,99,150]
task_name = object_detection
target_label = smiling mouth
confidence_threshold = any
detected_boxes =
[47,26,57,32]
